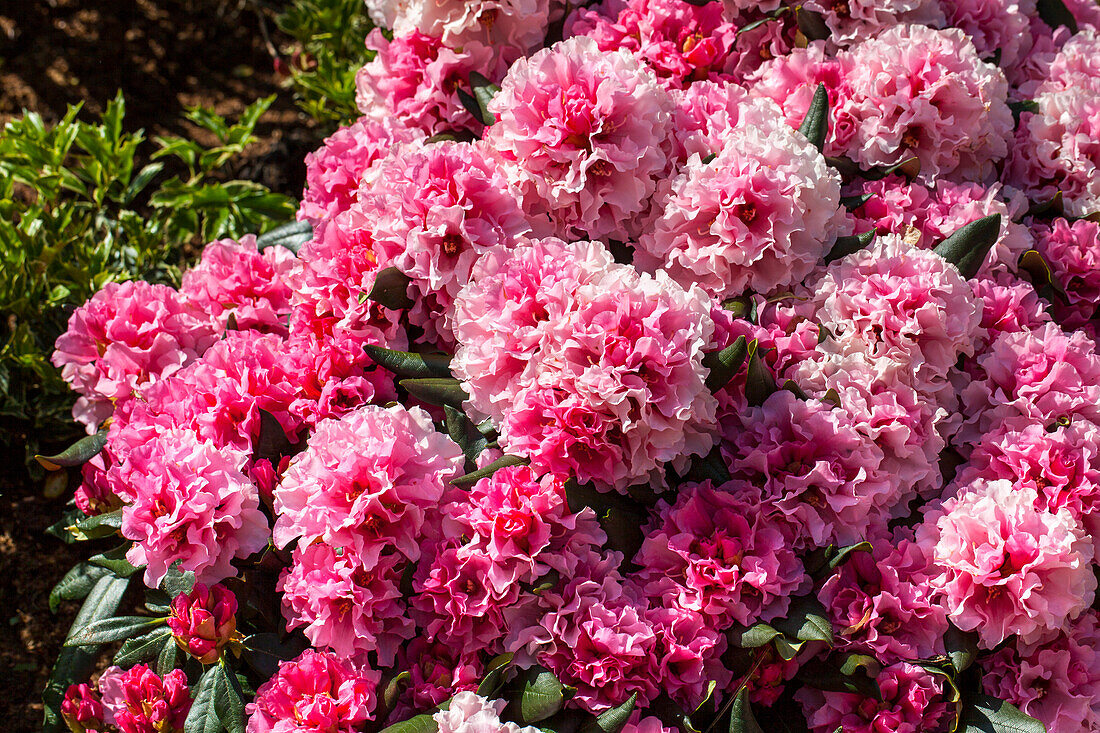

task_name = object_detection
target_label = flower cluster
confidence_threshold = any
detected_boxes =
[49,2,1100,733]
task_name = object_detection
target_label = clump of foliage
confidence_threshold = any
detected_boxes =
[276,0,374,129]
[0,92,295,471]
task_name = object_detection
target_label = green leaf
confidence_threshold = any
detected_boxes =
[729,622,783,649]
[944,623,979,674]
[157,632,179,676]
[933,214,1001,279]
[35,430,108,470]
[796,654,881,701]
[49,563,112,613]
[825,231,875,263]
[378,714,439,733]
[400,377,469,408]
[217,660,247,733]
[516,666,571,724]
[66,615,165,646]
[796,84,829,154]
[729,689,763,733]
[775,595,834,646]
[115,627,174,667]
[840,193,873,210]
[255,219,312,254]
[67,509,123,542]
[254,407,301,464]
[804,541,874,579]
[184,666,223,733]
[162,562,197,598]
[365,344,453,379]
[445,405,489,466]
[794,6,830,40]
[477,652,514,697]
[744,341,777,407]
[681,445,732,485]
[1018,249,1070,305]
[469,71,501,126]
[88,544,142,577]
[959,695,1046,733]
[240,632,310,680]
[1027,190,1062,218]
[451,454,530,487]
[378,671,413,721]
[580,693,638,733]
[703,335,749,392]
[43,574,130,732]
[1037,0,1078,33]
[368,266,414,310]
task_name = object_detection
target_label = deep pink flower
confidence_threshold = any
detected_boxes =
[796,662,949,733]
[393,639,481,713]
[52,280,218,430]
[246,650,379,733]
[62,683,106,733]
[484,36,673,240]
[167,583,238,664]
[98,665,192,733]
[944,0,1034,69]
[921,477,1096,648]
[74,454,122,517]
[1031,217,1100,328]
[968,271,1051,353]
[645,602,732,711]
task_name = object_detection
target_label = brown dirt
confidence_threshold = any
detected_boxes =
[0,1,319,729]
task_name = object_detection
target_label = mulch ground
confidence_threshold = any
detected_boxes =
[0,1,321,728]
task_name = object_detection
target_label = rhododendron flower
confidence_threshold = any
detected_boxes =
[353,140,530,345]
[1031,217,1100,328]
[636,95,846,298]
[967,272,1052,352]
[167,583,238,664]
[922,478,1096,647]
[180,235,298,335]
[52,280,218,430]
[801,0,944,48]
[565,0,739,87]
[74,454,122,517]
[485,36,673,240]
[982,610,1100,733]
[394,639,482,713]
[434,691,541,733]
[635,481,807,628]
[392,0,551,62]
[356,29,496,136]
[62,683,106,733]
[796,662,949,733]
[119,428,269,587]
[98,665,192,733]
[272,404,463,557]
[246,650,379,733]
[645,602,731,710]
[944,0,1035,69]
[278,541,412,665]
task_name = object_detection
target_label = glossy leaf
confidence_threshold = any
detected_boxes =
[703,335,749,392]
[451,454,530,487]
[66,615,165,647]
[368,267,414,310]
[959,695,1046,733]
[775,595,834,646]
[365,345,453,379]
[516,666,571,724]
[36,430,108,470]
[49,563,112,613]
[745,342,777,407]
[115,627,174,667]
[445,405,490,467]
[162,562,197,598]
[933,214,1001,279]
[88,544,142,577]
[795,6,830,40]
[67,509,123,542]
[379,714,439,733]
[944,623,979,674]
[255,220,312,254]
[797,84,829,153]
[477,653,514,697]
[399,378,469,408]
[729,689,763,733]
[825,231,875,263]
[580,693,638,733]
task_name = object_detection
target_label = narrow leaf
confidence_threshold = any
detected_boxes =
[379,714,439,733]
[36,430,108,470]
[445,405,489,466]
[450,455,530,487]
[184,665,223,733]
[580,693,638,733]
[157,633,179,676]
[365,345,453,379]
[399,377,469,408]
[215,660,246,733]
[825,231,875,263]
[703,335,748,393]
[469,71,500,126]
[933,214,1001,279]
[796,84,829,154]
[66,616,165,647]
[50,563,112,613]
[256,219,312,254]
[729,689,764,733]
[745,342,777,407]
[1018,249,1070,304]
[115,627,174,667]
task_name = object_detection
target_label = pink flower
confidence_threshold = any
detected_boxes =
[1031,217,1100,328]
[167,583,238,664]
[819,537,948,663]
[944,0,1035,69]
[278,541,412,665]
[565,0,739,87]
[62,683,106,733]
[272,404,463,558]
[636,95,845,298]
[801,0,944,48]
[667,80,755,164]
[392,0,551,63]
[982,610,1100,733]
[484,36,673,240]
[299,117,424,227]
[921,477,1096,648]
[98,665,192,733]
[645,603,732,711]
[433,691,541,733]
[355,29,496,137]
[180,235,298,335]
[393,639,481,713]
[246,650,379,733]
[119,428,269,587]
[810,233,982,402]
[52,281,218,430]
[635,481,807,628]
[796,662,949,733]
[968,270,1052,352]
[74,454,122,517]
[353,140,530,345]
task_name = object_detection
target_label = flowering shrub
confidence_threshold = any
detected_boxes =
[41,1,1100,733]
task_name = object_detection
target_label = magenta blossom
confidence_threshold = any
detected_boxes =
[98,665,192,733]
[167,583,238,664]
[61,683,106,733]
[246,650,380,733]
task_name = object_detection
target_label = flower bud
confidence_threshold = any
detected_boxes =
[166,583,238,664]
[61,683,106,733]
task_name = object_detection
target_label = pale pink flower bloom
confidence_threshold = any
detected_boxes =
[796,662,949,733]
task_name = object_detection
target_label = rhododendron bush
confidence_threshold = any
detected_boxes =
[39,0,1100,732]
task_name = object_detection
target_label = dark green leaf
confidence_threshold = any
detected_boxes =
[162,562,197,598]
[184,666,223,733]
[68,509,123,541]
[66,615,165,646]
[796,84,829,154]
[745,341,777,407]
[781,380,809,401]
[469,71,501,126]
[254,407,301,464]
[1037,0,1078,33]
[1018,250,1070,304]
[365,344,453,379]
[729,689,763,733]
[729,622,783,649]
[477,652,514,697]
[944,623,979,674]
[368,266,414,310]
[737,7,789,35]
[399,377,469,408]
[379,714,439,733]
[456,87,491,127]
[88,544,142,577]
[775,595,834,645]
[881,156,921,180]
[49,563,112,613]
[451,454,530,487]
[795,6,830,40]
[933,214,1001,279]
[804,542,873,579]
[516,666,570,724]
[157,633,179,676]
[1026,190,1062,218]
[797,653,881,701]
[36,430,108,470]
[255,220,312,254]
[681,445,732,485]
[840,193,873,210]
[825,231,875,263]
[959,695,1046,733]
[115,627,174,667]
[703,335,748,392]
[445,405,489,466]
[378,671,413,721]
[216,660,247,733]
[580,693,638,733]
